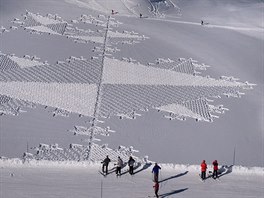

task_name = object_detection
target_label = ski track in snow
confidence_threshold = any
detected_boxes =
[150,17,264,33]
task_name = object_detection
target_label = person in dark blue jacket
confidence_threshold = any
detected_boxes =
[152,163,161,182]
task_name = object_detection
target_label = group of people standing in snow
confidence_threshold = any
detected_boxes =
[102,156,219,197]
[101,155,136,177]
[101,156,161,197]
[200,159,219,180]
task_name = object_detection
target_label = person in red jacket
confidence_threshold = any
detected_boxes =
[153,182,159,198]
[200,160,207,180]
[212,160,218,179]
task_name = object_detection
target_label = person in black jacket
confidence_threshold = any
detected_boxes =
[152,163,161,182]
[128,156,136,175]
[101,155,111,174]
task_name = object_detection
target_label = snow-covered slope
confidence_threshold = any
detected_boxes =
[0,0,263,169]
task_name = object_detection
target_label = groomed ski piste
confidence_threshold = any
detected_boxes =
[0,0,263,197]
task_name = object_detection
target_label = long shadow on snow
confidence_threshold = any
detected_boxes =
[121,162,142,176]
[159,171,188,183]
[133,163,152,175]
[159,188,189,198]
[204,165,233,180]
[218,165,233,178]
[107,163,128,175]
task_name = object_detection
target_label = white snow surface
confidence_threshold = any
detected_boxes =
[0,0,263,174]
[0,82,97,116]
[0,0,263,197]
[0,159,263,198]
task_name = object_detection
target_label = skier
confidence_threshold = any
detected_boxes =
[152,163,161,182]
[201,20,204,25]
[116,156,123,177]
[139,13,143,18]
[111,10,114,15]
[101,155,111,175]
[153,181,159,198]
[200,160,207,180]
[128,156,135,175]
[212,160,218,179]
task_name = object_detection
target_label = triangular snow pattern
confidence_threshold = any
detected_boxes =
[46,23,68,35]
[0,51,249,121]
[0,96,36,115]
[21,12,68,35]
[0,54,20,71]
[99,84,238,119]
[0,54,102,116]
[156,99,211,121]
[8,56,44,69]
[0,55,103,83]
[27,12,64,26]
[0,82,98,116]
[0,95,11,105]
[102,58,241,87]
[25,25,61,35]
[20,12,146,45]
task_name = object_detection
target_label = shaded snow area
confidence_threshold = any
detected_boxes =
[0,0,263,196]
[0,159,263,198]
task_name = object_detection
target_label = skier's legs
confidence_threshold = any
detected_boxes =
[154,173,159,182]
[201,171,206,180]
[116,167,121,176]
[129,166,133,175]
[155,189,159,198]
[105,164,108,174]
[213,170,218,179]
[213,170,219,179]
[102,164,105,173]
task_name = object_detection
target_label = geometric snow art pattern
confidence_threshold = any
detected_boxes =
[15,12,147,45]
[0,52,254,121]
[23,143,140,163]
[1,12,255,161]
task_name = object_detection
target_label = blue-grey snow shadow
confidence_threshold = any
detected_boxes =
[205,165,233,180]
[133,162,152,175]
[218,165,233,178]
[107,162,128,175]
[121,162,142,176]
[160,188,188,198]
[159,171,188,183]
